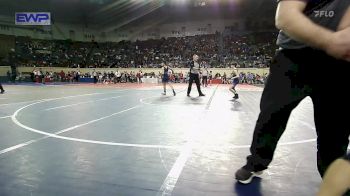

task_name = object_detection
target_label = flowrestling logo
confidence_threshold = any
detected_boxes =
[15,12,51,25]
[314,10,335,18]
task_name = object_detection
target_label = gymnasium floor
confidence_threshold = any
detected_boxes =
[0,83,348,196]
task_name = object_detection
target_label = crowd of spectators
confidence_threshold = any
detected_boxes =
[8,32,277,69]
[23,68,268,85]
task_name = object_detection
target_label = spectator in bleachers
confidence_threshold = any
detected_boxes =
[11,32,276,69]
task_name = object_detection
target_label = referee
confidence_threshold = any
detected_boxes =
[0,83,4,94]
[187,54,205,97]
[235,0,350,184]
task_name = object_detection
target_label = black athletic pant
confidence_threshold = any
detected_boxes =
[187,73,203,95]
[0,83,4,92]
[244,48,350,177]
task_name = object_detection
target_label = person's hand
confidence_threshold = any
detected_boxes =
[317,158,350,196]
[325,27,350,62]
[344,53,350,61]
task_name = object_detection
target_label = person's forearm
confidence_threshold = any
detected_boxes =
[276,2,333,50]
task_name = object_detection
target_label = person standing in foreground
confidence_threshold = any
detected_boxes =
[208,70,213,86]
[0,83,4,94]
[187,54,205,97]
[161,63,176,96]
[230,66,239,99]
[235,0,350,184]
[93,69,98,84]
[201,62,209,87]
[318,153,350,196]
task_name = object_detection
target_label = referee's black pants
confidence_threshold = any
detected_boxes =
[243,48,350,177]
[187,73,203,96]
[0,83,4,92]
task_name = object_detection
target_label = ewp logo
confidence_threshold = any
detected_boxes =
[15,12,51,25]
